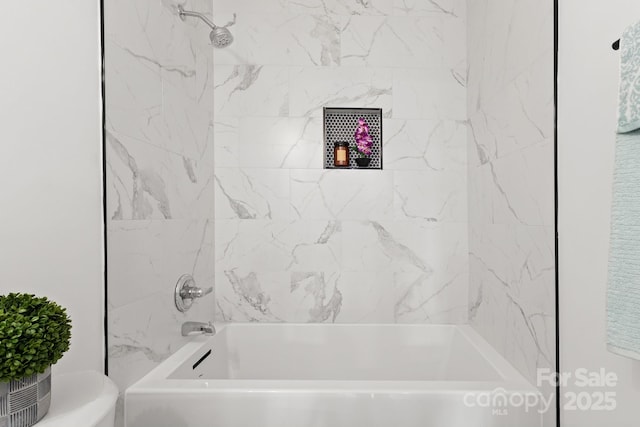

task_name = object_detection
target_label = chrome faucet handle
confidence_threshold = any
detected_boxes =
[174,275,213,313]
[180,284,213,299]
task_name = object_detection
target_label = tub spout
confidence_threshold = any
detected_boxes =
[182,321,216,337]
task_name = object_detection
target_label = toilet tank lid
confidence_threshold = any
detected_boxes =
[37,370,118,427]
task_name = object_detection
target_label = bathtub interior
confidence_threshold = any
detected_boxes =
[167,324,503,382]
[126,324,543,427]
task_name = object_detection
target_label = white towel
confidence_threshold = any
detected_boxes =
[607,21,640,360]
[618,21,640,133]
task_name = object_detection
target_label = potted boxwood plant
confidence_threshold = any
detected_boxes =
[0,293,72,427]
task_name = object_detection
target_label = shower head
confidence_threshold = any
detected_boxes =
[209,27,234,49]
[178,5,234,48]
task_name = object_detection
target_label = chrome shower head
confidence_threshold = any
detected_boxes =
[209,27,234,49]
[178,5,234,48]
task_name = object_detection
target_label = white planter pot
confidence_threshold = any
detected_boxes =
[0,367,51,427]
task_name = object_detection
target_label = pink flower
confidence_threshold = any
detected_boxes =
[354,118,373,157]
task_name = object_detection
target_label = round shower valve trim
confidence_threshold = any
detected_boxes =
[174,274,213,313]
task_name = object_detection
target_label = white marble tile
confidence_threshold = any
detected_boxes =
[106,0,215,420]
[340,221,468,323]
[235,117,324,169]
[466,0,509,109]
[214,12,346,67]
[214,270,291,322]
[468,0,554,291]
[279,221,344,271]
[342,221,467,273]
[467,0,553,114]
[107,222,164,309]
[468,51,553,167]
[384,119,467,171]
[214,220,347,322]
[392,0,465,17]
[467,109,496,168]
[159,82,213,162]
[486,141,555,227]
[287,14,347,66]
[216,269,408,323]
[105,38,163,147]
[467,159,492,226]
[216,221,293,272]
[212,13,294,66]
[278,118,326,169]
[468,7,555,392]
[465,0,486,115]
[215,220,343,273]
[289,0,394,16]
[108,219,215,309]
[214,65,290,118]
[334,271,396,322]
[163,50,214,111]
[481,52,554,159]
[289,67,393,117]
[157,36,213,111]
[393,68,466,120]
[282,271,345,322]
[468,144,553,228]
[341,14,465,71]
[290,169,394,220]
[466,0,556,413]
[393,270,468,324]
[105,0,203,70]
[469,223,555,385]
[109,289,214,382]
[106,67,212,164]
[106,0,213,104]
[105,11,213,162]
[104,0,155,61]
[213,117,240,168]
[393,170,467,223]
[500,0,554,85]
[212,0,288,15]
[108,219,215,395]
[214,168,291,220]
[106,132,215,221]
[468,249,511,352]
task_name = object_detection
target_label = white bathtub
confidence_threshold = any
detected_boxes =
[125,324,543,427]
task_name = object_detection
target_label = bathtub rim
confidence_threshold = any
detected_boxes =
[125,324,540,397]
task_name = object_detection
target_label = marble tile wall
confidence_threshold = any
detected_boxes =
[466,0,556,424]
[102,0,556,424]
[212,0,469,324]
[104,0,215,422]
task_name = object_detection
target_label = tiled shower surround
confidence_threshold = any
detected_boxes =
[104,0,556,425]
[212,0,469,323]
[467,0,556,423]
[104,0,215,420]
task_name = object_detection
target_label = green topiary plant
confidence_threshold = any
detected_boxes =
[0,293,72,382]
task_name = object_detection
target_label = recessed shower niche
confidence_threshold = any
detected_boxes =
[323,107,383,169]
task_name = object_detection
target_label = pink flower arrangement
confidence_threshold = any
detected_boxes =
[352,118,373,158]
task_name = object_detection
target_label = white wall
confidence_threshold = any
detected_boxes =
[559,1,640,426]
[0,2,104,374]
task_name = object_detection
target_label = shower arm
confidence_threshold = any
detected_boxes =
[178,5,218,30]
